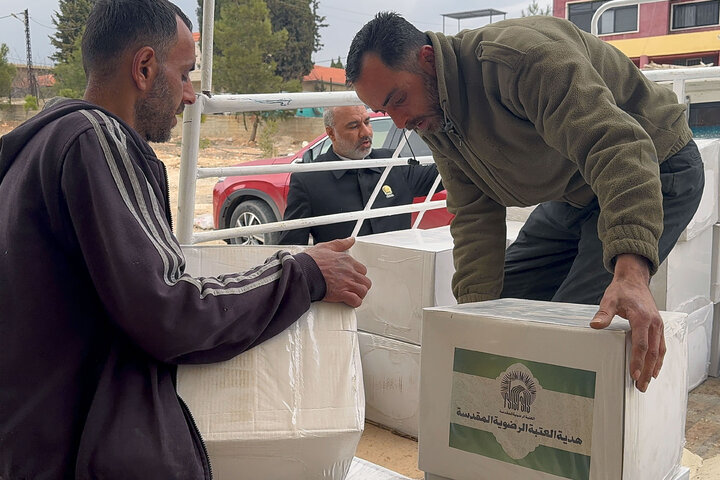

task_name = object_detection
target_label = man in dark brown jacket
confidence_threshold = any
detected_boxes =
[345,12,703,393]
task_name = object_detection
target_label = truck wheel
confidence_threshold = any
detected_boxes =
[228,200,280,245]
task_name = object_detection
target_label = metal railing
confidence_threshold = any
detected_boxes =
[175,90,445,245]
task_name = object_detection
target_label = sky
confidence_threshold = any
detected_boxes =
[0,0,537,68]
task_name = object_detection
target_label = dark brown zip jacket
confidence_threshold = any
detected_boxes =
[0,99,326,479]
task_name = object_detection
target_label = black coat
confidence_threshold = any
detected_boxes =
[279,147,441,245]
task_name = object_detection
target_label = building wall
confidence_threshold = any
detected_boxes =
[553,0,720,38]
[554,0,720,66]
[600,2,670,39]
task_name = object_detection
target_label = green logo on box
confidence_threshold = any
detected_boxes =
[449,348,596,480]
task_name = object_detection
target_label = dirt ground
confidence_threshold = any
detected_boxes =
[152,131,301,231]
[0,119,303,232]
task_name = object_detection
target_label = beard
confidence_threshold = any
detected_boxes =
[134,68,181,143]
[333,133,373,160]
[405,70,445,134]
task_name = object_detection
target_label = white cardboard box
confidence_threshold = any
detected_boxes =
[679,138,720,241]
[352,227,456,345]
[711,303,720,378]
[686,299,715,390]
[419,299,688,480]
[347,457,412,480]
[426,466,691,480]
[711,224,720,303]
[178,245,364,480]
[650,225,713,312]
[358,331,421,438]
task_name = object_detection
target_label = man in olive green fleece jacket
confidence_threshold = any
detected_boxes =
[346,13,704,392]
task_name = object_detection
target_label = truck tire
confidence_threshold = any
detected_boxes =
[228,200,280,245]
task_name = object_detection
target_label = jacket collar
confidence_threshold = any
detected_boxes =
[425,30,474,136]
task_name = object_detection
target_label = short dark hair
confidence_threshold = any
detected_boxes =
[82,0,192,78]
[345,11,429,85]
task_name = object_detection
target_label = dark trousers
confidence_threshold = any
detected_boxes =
[500,139,705,305]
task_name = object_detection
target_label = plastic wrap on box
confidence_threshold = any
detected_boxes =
[426,467,691,480]
[178,246,363,480]
[352,227,456,345]
[684,299,714,390]
[712,224,720,303]
[418,299,688,480]
[712,303,720,378]
[352,223,524,346]
[347,457,412,480]
[358,331,421,438]
[650,226,712,312]
[679,138,720,241]
[177,302,364,480]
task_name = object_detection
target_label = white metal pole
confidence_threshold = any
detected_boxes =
[200,0,215,95]
[412,173,444,229]
[590,0,662,36]
[193,200,448,244]
[202,91,364,114]
[196,155,435,179]
[176,95,204,244]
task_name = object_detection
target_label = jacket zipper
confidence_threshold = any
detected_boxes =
[178,395,213,480]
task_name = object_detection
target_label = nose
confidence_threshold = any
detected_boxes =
[183,82,196,105]
[359,121,372,137]
[390,113,407,130]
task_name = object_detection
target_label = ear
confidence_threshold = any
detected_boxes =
[131,46,158,92]
[419,45,436,76]
[326,125,336,143]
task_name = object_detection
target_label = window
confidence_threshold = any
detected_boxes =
[672,0,720,29]
[568,0,638,34]
[674,55,716,66]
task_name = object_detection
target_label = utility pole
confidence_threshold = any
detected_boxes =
[22,9,39,102]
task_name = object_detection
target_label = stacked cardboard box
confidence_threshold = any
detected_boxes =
[712,223,720,378]
[424,467,691,480]
[347,457,413,480]
[352,224,529,438]
[358,331,421,438]
[419,299,688,480]
[685,138,720,382]
[351,227,456,438]
[352,226,456,346]
[178,245,364,480]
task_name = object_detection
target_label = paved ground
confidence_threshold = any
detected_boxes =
[358,376,720,479]
[685,376,720,478]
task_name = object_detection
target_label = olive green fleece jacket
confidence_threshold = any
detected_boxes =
[419,16,693,304]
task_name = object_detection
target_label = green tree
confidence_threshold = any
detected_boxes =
[24,94,38,112]
[266,0,316,83]
[521,0,552,16]
[54,35,87,99]
[50,0,95,64]
[197,0,325,84]
[310,0,326,52]
[0,44,17,103]
[330,56,343,69]
[214,0,289,141]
